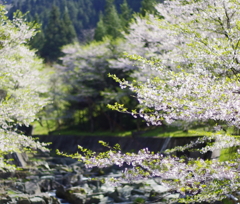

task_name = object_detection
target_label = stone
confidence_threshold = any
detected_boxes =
[66,187,87,194]
[17,198,31,204]
[85,195,102,204]
[54,175,63,184]
[24,181,41,195]
[39,178,61,192]
[56,186,88,204]
[13,193,59,204]
[55,186,66,199]
[70,174,83,186]
[26,176,39,182]
[0,171,14,179]
[67,193,86,204]
[63,172,77,187]
[131,189,145,196]
[87,179,102,193]
[98,196,114,204]
[4,152,28,167]
[42,196,60,204]
[15,182,25,193]
[0,197,12,204]
[29,197,46,204]
[116,185,133,200]
[51,157,76,166]
[107,189,125,203]
[149,190,164,202]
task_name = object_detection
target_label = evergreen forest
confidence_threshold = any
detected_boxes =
[7,0,144,60]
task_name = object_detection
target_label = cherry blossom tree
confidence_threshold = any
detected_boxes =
[61,0,240,203]
[111,0,240,128]
[0,6,49,169]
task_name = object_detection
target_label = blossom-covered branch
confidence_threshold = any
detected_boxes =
[0,6,49,169]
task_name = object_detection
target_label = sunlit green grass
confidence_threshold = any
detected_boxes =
[31,120,57,135]
[219,146,239,162]
[51,129,133,137]
[141,126,210,137]
[32,121,213,137]
[32,120,133,136]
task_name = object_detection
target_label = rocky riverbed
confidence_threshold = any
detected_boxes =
[0,151,180,204]
[0,135,224,204]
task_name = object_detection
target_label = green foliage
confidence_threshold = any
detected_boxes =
[219,146,239,162]
[8,0,98,32]
[62,8,77,42]
[8,0,143,53]
[28,14,45,52]
[45,126,133,136]
[94,0,125,40]
[119,0,132,32]
[0,5,49,169]
[51,38,144,132]
[58,0,240,203]
[140,0,158,17]
[104,1,123,38]
[34,121,213,137]
[94,12,107,41]
[133,197,146,204]
[40,6,76,62]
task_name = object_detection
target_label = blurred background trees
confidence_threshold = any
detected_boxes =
[3,0,165,134]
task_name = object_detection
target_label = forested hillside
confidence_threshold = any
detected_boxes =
[8,0,142,35]
[7,0,158,62]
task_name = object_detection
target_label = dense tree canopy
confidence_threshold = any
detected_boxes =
[40,6,77,62]
[94,0,133,41]
[7,0,155,61]
[3,0,240,202]
[52,38,143,132]
[0,6,49,169]
[7,0,143,38]
[62,0,240,203]
[106,0,240,129]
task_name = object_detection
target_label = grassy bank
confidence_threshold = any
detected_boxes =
[32,121,215,137]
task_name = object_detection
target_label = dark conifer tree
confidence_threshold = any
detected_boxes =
[94,0,123,40]
[29,13,45,53]
[94,12,107,41]
[120,0,132,32]
[104,0,114,16]
[140,0,158,17]
[105,4,123,38]
[62,7,77,43]
[40,6,66,62]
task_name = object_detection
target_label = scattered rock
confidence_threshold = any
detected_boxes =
[29,197,46,204]
[66,193,86,204]
[131,189,145,196]
[24,181,41,195]
[17,198,31,204]
[0,153,205,204]
[10,193,60,204]
[149,190,165,202]
[0,196,12,204]
[55,186,66,199]
[85,195,101,204]
[107,189,126,203]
